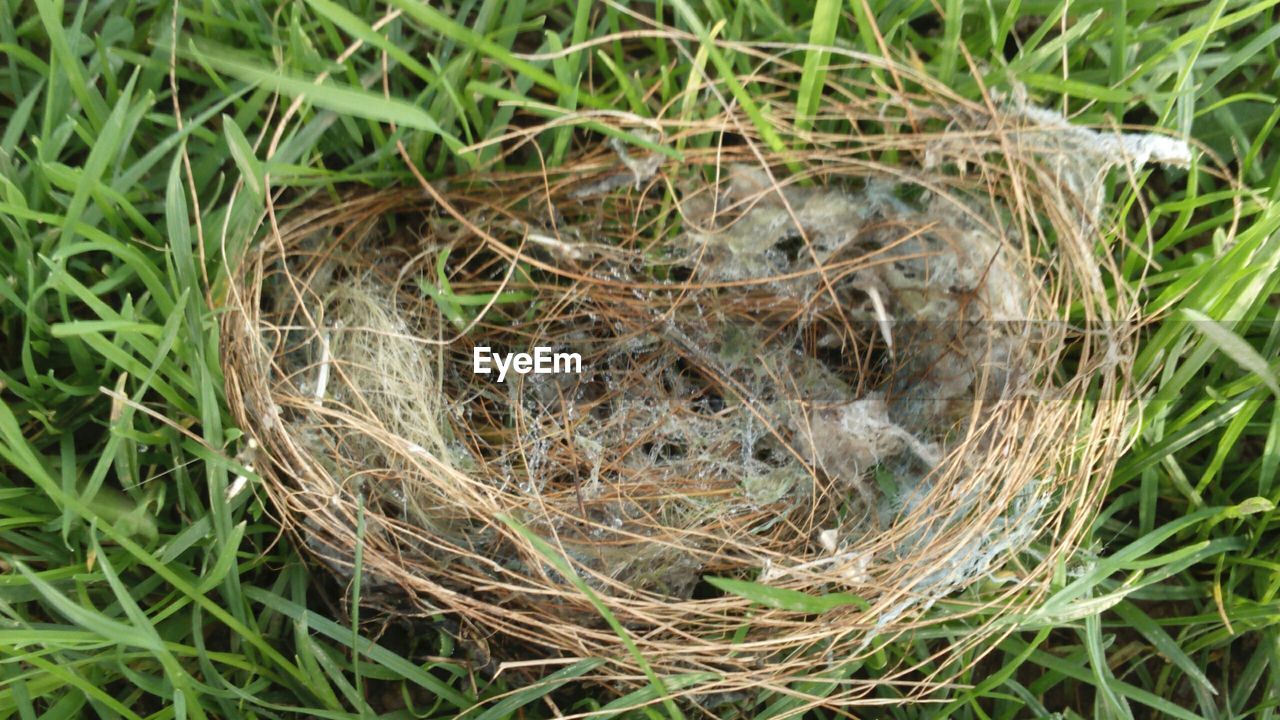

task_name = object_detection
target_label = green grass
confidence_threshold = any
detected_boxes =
[1,0,1279,717]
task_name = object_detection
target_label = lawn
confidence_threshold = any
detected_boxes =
[1,0,1279,717]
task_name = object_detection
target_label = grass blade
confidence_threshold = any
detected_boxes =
[189,42,461,146]
[1183,309,1280,397]
[795,0,841,135]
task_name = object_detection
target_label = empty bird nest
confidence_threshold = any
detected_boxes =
[220,58,1181,705]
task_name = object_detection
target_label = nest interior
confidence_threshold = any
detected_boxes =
[221,67,1154,701]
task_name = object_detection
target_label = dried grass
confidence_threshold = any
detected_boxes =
[219,53,1177,703]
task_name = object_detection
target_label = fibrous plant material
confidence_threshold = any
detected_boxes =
[220,52,1181,704]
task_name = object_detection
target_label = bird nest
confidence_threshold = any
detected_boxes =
[220,59,1170,704]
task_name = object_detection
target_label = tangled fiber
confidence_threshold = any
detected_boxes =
[220,52,1181,705]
